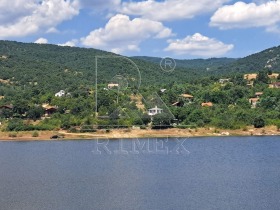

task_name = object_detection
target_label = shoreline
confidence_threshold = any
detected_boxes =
[0,126,279,141]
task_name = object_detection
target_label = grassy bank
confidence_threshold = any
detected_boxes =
[0,126,279,141]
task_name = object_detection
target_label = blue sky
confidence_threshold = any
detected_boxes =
[0,0,280,59]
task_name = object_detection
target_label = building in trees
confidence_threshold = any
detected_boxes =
[201,102,213,107]
[55,90,66,97]
[249,98,259,108]
[42,104,58,117]
[108,83,119,89]
[255,92,263,98]
[148,106,163,116]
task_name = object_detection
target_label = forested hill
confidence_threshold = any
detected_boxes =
[133,56,237,71]
[0,40,218,91]
[219,46,280,74]
[0,40,280,132]
[135,45,280,74]
[0,40,280,92]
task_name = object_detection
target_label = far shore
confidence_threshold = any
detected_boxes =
[0,126,279,141]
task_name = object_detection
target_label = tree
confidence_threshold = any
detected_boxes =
[256,70,269,84]
[152,113,172,129]
[0,108,13,118]
[26,106,44,120]
[141,113,151,125]
[253,116,265,128]
[275,120,280,131]
[12,99,29,115]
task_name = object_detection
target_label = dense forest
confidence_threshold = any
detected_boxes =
[135,46,280,75]
[0,40,280,133]
[133,56,237,71]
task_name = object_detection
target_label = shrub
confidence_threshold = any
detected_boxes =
[8,132,17,137]
[80,125,97,133]
[139,126,146,130]
[69,127,78,133]
[253,116,265,128]
[32,131,39,137]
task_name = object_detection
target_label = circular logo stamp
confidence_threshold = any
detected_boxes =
[160,57,176,72]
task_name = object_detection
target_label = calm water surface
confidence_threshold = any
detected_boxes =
[0,136,280,210]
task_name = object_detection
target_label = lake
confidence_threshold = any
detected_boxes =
[0,136,280,210]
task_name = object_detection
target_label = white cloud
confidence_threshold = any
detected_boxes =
[79,0,120,11]
[81,14,173,53]
[0,0,34,24]
[58,39,78,47]
[0,0,79,39]
[35,38,48,44]
[210,1,280,30]
[46,27,59,33]
[120,0,229,21]
[165,33,234,57]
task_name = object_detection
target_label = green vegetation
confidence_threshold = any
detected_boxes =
[0,41,280,132]
[32,131,39,137]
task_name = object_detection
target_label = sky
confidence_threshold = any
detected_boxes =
[0,0,280,59]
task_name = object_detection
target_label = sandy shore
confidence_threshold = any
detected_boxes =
[0,126,279,141]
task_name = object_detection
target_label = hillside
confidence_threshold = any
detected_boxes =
[218,46,280,74]
[1,40,279,91]
[0,41,216,93]
[133,56,237,71]
[135,45,280,75]
[0,40,279,133]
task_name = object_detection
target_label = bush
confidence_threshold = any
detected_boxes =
[177,124,197,129]
[253,116,265,128]
[68,127,78,133]
[80,125,97,133]
[152,113,173,129]
[139,126,146,130]
[6,119,25,131]
[8,132,17,137]
[32,131,39,137]
[277,122,280,131]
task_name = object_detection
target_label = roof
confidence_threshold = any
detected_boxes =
[172,101,180,106]
[201,102,213,107]
[268,73,279,79]
[219,78,230,81]
[42,104,57,110]
[108,83,119,86]
[0,104,13,109]
[255,92,263,96]
[180,94,194,98]
[148,106,163,111]
[249,98,259,103]
[244,73,257,80]
[272,82,280,86]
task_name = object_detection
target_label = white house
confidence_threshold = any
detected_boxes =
[55,90,66,97]
[108,83,119,89]
[148,106,163,116]
[219,79,230,84]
